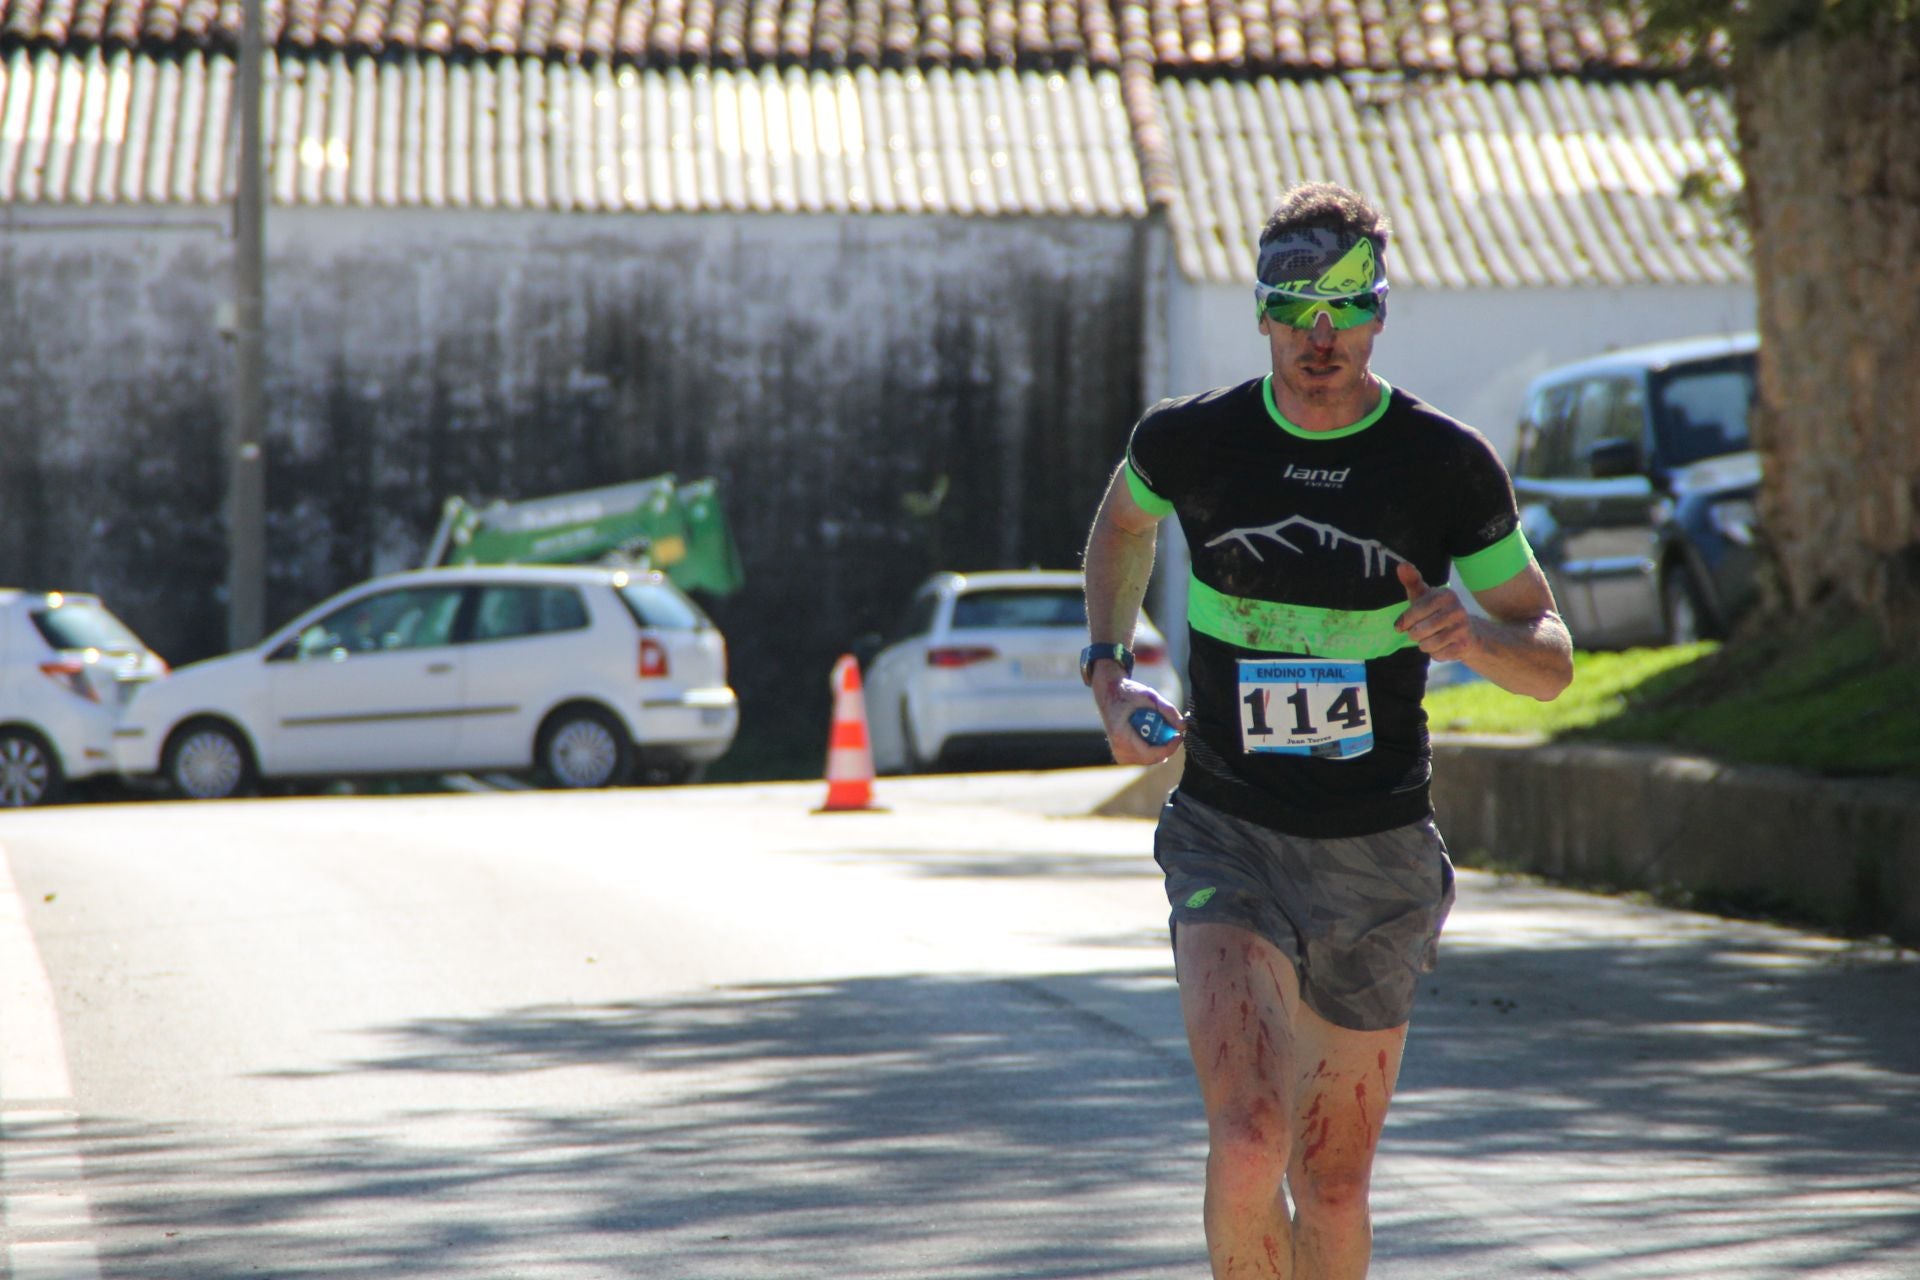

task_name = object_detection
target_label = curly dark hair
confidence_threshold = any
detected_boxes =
[1257,182,1392,259]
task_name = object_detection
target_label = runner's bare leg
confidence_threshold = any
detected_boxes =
[1177,921,1408,1279]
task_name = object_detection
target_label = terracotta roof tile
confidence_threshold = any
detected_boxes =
[0,0,1684,73]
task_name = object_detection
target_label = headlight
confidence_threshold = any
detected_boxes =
[1709,498,1758,546]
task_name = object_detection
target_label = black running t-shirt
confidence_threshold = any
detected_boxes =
[1126,376,1532,838]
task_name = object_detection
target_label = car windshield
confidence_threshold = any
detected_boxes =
[31,600,145,653]
[1652,356,1754,466]
[952,589,1086,629]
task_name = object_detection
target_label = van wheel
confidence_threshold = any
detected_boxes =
[0,729,63,808]
[1660,566,1718,646]
[165,721,256,800]
[539,708,631,789]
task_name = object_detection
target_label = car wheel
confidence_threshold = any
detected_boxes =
[164,721,255,800]
[1660,565,1719,646]
[0,729,63,808]
[539,707,631,789]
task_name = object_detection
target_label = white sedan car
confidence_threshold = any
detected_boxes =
[114,565,737,799]
[859,570,1182,774]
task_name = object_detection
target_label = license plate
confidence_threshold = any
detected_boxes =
[1012,654,1076,681]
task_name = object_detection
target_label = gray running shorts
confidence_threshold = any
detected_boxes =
[1153,790,1456,1032]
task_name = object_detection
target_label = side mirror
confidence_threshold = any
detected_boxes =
[1586,438,1643,479]
[852,632,884,669]
[265,638,298,662]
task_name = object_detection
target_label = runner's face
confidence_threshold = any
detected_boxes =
[1261,308,1381,405]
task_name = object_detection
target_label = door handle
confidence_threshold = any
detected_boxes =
[426,662,455,675]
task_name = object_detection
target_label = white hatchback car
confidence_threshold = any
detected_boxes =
[0,589,169,807]
[859,570,1182,774]
[114,565,737,799]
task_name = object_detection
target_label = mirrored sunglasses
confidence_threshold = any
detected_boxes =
[1254,281,1385,331]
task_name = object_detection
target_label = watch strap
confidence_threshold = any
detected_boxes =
[1080,642,1135,685]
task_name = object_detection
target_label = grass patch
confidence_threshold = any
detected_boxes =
[1425,622,1920,781]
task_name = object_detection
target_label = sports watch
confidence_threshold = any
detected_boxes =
[1079,642,1135,686]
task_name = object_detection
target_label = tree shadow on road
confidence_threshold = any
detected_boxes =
[48,904,1920,1279]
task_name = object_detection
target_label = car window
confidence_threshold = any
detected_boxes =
[951,589,1086,629]
[1652,357,1755,466]
[297,586,466,658]
[617,580,710,630]
[1516,384,1576,478]
[471,585,589,642]
[1569,378,1644,471]
[29,599,145,653]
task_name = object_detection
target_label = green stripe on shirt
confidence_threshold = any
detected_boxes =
[1456,528,1534,591]
[1124,460,1176,517]
[1187,573,1416,660]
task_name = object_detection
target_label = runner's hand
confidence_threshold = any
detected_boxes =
[1091,673,1185,766]
[1395,563,1475,662]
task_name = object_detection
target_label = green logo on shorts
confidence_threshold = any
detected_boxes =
[1185,887,1218,909]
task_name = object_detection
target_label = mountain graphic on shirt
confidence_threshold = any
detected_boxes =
[1205,515,1407,577]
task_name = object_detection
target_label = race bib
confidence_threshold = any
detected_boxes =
[1236,659,1373,758]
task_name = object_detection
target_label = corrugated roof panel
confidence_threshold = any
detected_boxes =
[376,57,406,206]
[2,50,1139,226]
[70,51,112,203]
[146,53,185,207]
[659,65,696,210]
[422,52,450,208]
[612,64,644,208]
[397,57,426,208]
[38,48,86,201]
[687,68,723,211]
[174,51,215,204]
[730,67,768,212]
[786,64,824,213]
[640,64,674,210]
[519,57,552,212]
[1158,72,1745,288]
[993,69,1035,215]
[812,69,851,211]
[446,59,475,207]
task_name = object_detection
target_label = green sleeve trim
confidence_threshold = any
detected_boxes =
[1261,376,1393,440]
[1187,572,1416,660]
[1124,460,1175,517]
[1455,528,1534,592]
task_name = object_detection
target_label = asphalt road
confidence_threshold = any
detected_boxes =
[2,770,1917,1279]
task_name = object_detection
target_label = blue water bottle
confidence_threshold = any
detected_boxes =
[1128,707,1181,747]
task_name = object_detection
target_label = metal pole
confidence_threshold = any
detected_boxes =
[228,0,268,649]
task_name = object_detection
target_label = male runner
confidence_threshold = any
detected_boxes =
[1081,182,1572,1279]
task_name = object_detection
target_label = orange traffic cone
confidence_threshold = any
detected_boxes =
[817,654,881,813]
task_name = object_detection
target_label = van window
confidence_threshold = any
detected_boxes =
[1652,357,1754,466]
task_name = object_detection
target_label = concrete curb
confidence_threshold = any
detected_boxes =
[1089,737,1920,949]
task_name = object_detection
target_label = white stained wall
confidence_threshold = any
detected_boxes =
[1144,274,1759,673]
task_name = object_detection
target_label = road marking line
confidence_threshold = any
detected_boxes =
[0,852,71,1102]
[0,848,102,1280]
